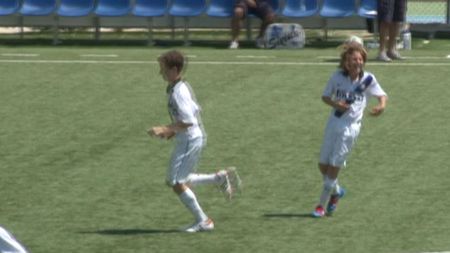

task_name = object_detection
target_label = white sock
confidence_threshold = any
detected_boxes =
[319,177,337,207]
[179,188,208,222]
[188,173,221,186]
[332,180,341,196]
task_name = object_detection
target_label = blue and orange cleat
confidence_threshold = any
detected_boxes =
[327,188,346,215]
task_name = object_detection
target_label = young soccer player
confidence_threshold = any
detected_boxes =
[312,43,388,218]
[148,50,241,232]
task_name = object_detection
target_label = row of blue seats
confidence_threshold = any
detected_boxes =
[0,0,377,19]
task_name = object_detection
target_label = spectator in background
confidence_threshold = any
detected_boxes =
[229,0,276,49]
[377,0,407,62]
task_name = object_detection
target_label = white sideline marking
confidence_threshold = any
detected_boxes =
[0,59,450,67]
[236,55,276,59]
[1,53,39,57]
[80,54,118,57]
[317,55,450,60]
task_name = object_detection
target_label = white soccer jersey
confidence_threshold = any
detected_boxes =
[167,80,205,139]
[322,70,387,124]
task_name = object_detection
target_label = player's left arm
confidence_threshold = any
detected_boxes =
[370,95,387,116]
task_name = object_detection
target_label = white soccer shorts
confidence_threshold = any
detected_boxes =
[319,121,361,168]
[166,136,205,186]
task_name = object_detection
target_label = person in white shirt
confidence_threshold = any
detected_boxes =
[0,226,28,253]
[148,50,241,232]
[312,43,388,218]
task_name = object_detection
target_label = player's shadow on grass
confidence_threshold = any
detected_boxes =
[81,228,180,235]
[263,213,313,218]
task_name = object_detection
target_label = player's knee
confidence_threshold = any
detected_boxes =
[234,7,245,18]
[172,183,187,194]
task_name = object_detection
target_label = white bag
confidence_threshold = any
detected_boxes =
[264,23,305,49]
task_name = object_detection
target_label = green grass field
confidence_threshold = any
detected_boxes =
[1,39,450,253]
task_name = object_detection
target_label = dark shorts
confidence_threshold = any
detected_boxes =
[377,0,407,22]
[235,0,273,19]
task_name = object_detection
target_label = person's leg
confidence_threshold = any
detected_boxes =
[387,0,407,59]
[377,0,394,61]
[188,167,242,200]
[230,5,246,48]
[388,22,400,52]
[378,21,390,56]
[188,173,222,186]
[313,164,340,217]
[258,12,275,38]
[173,183,208,223]
[167,138,213,232]
[318,164,340,208]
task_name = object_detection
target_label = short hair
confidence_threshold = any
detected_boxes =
[158,50,185,74]
[339,43,368,74]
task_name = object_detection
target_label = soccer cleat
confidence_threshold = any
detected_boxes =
[327,188,346,214]
[229,40,239,49]
[312,205,325,218]
[387,50,405,60]
[376,52,392,62]
[184,219,214,233]
[217,167,242,201]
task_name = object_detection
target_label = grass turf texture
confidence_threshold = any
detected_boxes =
[1,41,450,253]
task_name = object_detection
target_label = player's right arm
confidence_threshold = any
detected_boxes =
[322,72,349,114]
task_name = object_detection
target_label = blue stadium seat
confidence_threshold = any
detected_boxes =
[357,0,377,18]
[132,0,168,45]
[19,0,56,16]
[206,0,234,18]
[319,0,356,40]
[132,0,167,17]
[169,0,206,17]
[57,0,94,17]
[319,0,355,18]
[169,0,206,45]
[282,0,319,18]
[0,0,20,16]
[94,0,131,16]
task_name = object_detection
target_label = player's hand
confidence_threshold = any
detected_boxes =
[148,126,165,138]
[335,100,350,113]
[165,131,176,139]
[370,106,385,116]
[148,126,175,139]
